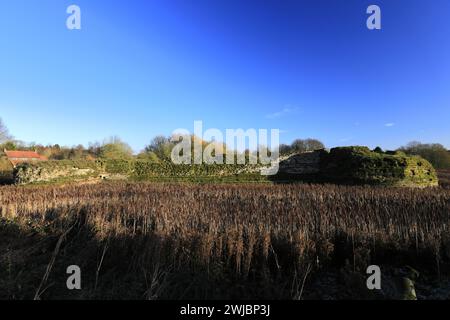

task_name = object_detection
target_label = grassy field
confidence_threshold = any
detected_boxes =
[1,181,449,300]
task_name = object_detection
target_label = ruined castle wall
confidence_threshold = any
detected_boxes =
[278,151,323,175]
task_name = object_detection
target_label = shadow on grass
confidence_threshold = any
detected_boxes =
[1,209,448,300]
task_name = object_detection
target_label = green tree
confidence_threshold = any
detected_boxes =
[144,135,174,162]
[137,150,161,162]
[99,137,134,160]
[0,141,18,151]
[373,146,383,153]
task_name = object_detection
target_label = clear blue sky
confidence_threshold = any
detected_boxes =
[1,0,449,152]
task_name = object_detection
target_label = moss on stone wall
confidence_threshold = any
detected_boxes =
[14,160,101,184]
[320,147,438,187]
[12,148,439,187]
[13,160,267,184]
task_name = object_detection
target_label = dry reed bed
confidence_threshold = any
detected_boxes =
[1,182,449,274]
[439,170,450,189]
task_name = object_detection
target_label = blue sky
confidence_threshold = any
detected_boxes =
[1,0,449,152]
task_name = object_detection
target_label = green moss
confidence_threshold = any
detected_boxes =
[321,146,438,186]
[12,148,439,187]
[14,160,269,184]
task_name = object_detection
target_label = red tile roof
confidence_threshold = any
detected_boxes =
[4,150,48,167]
[5,150,45,159]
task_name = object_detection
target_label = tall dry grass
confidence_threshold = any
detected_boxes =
[438,169,450,189]
[0,182,449,299]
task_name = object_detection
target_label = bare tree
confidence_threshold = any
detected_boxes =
[291,138,325,153]
[279,144,293,155]
[399,141,450,169]
[304,138,325,151]
[0,118,11,143]
[291,139,307,153]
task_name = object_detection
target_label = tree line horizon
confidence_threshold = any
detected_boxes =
[1,117,449,169]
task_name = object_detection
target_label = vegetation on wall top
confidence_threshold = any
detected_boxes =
[320,146,438,186]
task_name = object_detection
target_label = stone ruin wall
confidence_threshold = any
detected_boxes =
[277,151,322,175]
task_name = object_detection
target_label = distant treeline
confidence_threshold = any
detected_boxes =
[398,142,450,169]
[1,116,449,169]
[0,136,326,163]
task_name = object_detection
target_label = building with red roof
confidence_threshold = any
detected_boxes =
[4,149,48,167]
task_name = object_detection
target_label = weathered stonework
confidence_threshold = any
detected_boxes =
[14,162,99,184]
[321,147,438,187]
[277,150,324,175]
[274,147,438,187]
[12,147,439,187]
